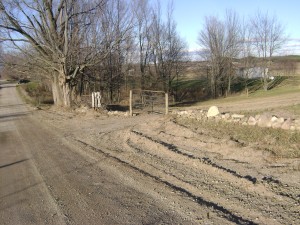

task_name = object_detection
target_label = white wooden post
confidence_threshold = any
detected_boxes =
[96,92,101,108]
[98,92,102,107]
[92,92,95,108]
[129,90,133,116]
[92,92,102,109]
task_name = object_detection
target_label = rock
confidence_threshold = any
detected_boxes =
[232,114,245,119]
[294,119,300,125]
[278,117,285,123]
[241,117,248,123]
[271,116,278,122]
[108,111,127,116]
[221,113,230,120]
[272,122,283,129]
[255,114,261,120]
[76,106,89,113]
[207,106,220,118]
[177,111,188,116]
[272,117,285,128]
[232,114,245,122]
[248,116,257,126]
[281,118,292,130]
[291,160,300,170]
[257,115,272,127]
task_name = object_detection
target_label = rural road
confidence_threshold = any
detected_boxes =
[1,82,299,225]
[0,83,66,224]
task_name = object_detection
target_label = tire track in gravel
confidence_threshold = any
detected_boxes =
[73,129,298,224]
[125,129,298,224]
[132,129,300,203]
[72,138,258,225]
[170,120,300,203]
[132,130,258,184]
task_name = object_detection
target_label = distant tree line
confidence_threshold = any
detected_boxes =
[198,10,287,97]
[0,0,287,106]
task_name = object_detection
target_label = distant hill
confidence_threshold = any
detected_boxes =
[181,55,300,79]
[271,55,300,62]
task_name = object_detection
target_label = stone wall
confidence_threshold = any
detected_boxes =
[173,106,300,131]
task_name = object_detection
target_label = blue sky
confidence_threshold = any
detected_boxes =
[161,0,300,54]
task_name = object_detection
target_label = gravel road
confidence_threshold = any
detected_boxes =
[1,83,299,225]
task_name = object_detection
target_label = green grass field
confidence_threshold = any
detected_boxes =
[192,75,300,105]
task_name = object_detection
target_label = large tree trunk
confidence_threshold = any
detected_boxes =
[51,71,72,107]
[62,82,72,107]
[52,74,64,106]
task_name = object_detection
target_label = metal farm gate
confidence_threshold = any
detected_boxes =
[129,89,169,116]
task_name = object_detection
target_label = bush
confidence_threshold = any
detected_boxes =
[23,81,53,105]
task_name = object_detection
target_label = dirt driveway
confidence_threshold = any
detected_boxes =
[1,83,299,224]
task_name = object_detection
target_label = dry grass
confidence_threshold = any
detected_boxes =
[17,82,53,106]
[175,117,300,159]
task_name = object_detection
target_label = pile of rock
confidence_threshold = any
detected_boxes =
[173,106,300,131]
[107,110,131,117]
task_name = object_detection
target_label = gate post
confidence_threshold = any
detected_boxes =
[165,92,169,115]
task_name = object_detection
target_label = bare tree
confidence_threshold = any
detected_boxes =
[239,18,256,96]
[0,44,44,80]
[132,0,152,89]
[150,0,187,93]
[198,16,223,98]
[0,42,4,79]
[198,11,242,98]
[0,0,105,107]
[224,10,241,95]
[97,0,133,103]
[250,10,286,90]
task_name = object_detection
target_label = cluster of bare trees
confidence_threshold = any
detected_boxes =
[0,0,187,107]
[198,10,286,97]
[0,0,288,105]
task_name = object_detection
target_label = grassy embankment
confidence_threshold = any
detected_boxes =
[176,116,300,159]
[175,75,300,159]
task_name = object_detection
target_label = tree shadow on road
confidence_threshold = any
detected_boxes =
[0,112,29,120]
[0,158,30,169]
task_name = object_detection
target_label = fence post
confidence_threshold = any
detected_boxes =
[129,90,133,116]
[165,92,169,115]
[92,92,95,109]
[96,92,101,107]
